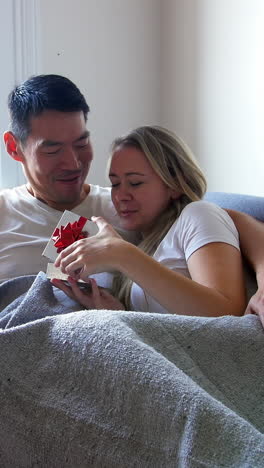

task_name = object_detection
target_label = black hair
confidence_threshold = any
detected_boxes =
[8,74,90,142]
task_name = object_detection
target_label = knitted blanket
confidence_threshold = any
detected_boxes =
[0,272,264,467]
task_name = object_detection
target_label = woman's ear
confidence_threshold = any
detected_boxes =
[3,132,24,162]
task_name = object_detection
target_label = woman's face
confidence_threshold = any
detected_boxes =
[109,145,177,234]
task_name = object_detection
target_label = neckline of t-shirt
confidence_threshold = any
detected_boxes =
[18,183,98,214]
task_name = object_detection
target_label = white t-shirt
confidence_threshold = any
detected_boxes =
[131,201,240,314]
[0,184,135,283]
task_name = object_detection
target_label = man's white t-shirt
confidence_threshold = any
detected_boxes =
[0,184,134,283]
[131,201,240,314]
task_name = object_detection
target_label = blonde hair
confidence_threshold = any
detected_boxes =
[110,126,207,309]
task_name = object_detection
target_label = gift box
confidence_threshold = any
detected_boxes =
[42,210,98,281]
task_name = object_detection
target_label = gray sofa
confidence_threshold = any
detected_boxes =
[204,191,264,220]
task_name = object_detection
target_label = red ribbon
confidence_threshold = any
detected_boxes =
[52,216,88,252]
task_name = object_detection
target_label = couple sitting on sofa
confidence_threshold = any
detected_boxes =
[1,73,264,322]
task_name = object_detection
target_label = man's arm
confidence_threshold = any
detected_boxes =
[227,209,264,325]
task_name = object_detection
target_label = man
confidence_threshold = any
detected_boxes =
[227,209,264,327]
[0,74,133,283]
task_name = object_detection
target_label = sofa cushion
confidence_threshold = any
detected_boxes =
[204,192,264,221]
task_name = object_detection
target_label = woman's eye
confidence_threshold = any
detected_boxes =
[111,181,142,188]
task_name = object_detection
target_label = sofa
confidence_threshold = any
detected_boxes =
[204,191,264,220]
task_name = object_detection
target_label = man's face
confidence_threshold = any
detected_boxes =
[18,110,93,210]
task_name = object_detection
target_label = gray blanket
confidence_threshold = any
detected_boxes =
[0,272,264,467]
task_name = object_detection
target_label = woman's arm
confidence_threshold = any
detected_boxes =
[55,217,246,317]
[114,241,246,316]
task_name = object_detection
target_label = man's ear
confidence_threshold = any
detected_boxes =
[170,189,182,201]
[3,131,24,162]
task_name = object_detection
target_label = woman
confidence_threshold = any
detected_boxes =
[53,126,246,316]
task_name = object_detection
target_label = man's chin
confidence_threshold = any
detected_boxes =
[49,190,84,210]
[60,191,83,203]
[55,181,84,199]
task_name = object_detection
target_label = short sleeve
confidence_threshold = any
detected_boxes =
[176,201,240,261]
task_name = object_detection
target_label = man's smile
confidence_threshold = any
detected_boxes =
[55,173,82,184]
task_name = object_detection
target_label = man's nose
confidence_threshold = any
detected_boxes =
[62,148,81,170]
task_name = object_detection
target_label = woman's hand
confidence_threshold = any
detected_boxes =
[54,216,125,281]
[51,276,125,310]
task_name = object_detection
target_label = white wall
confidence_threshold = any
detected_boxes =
[2,0,262,195]
[161,0,264,195]
[37,0,161,186]
[161,0,199,149]
[0,1,28,188]
[0,2,16,188]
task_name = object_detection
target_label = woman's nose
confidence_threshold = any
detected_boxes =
[114,185,132,201]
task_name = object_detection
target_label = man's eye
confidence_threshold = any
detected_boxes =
[75,136,90,149]
[44,149,60,155]
[111,183,120,188]
[76,143,89,149]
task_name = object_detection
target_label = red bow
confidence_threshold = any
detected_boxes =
[52,216,88,252]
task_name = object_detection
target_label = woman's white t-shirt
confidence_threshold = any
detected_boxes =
[130,201,240,314]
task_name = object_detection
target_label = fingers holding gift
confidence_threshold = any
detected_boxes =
[51,278,77,301]
[59,255,86,279]
[52,273,125,310]
[67,277,95,307]
[91,216,121,238]
[55,249,107,279]
[68,277,110,309]
[55,235,125,279]
[54,240,87,275]
[51,276,95,309]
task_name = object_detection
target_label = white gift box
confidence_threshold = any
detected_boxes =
[42,210,98,262]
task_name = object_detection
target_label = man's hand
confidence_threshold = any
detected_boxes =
[245,288,264,329]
